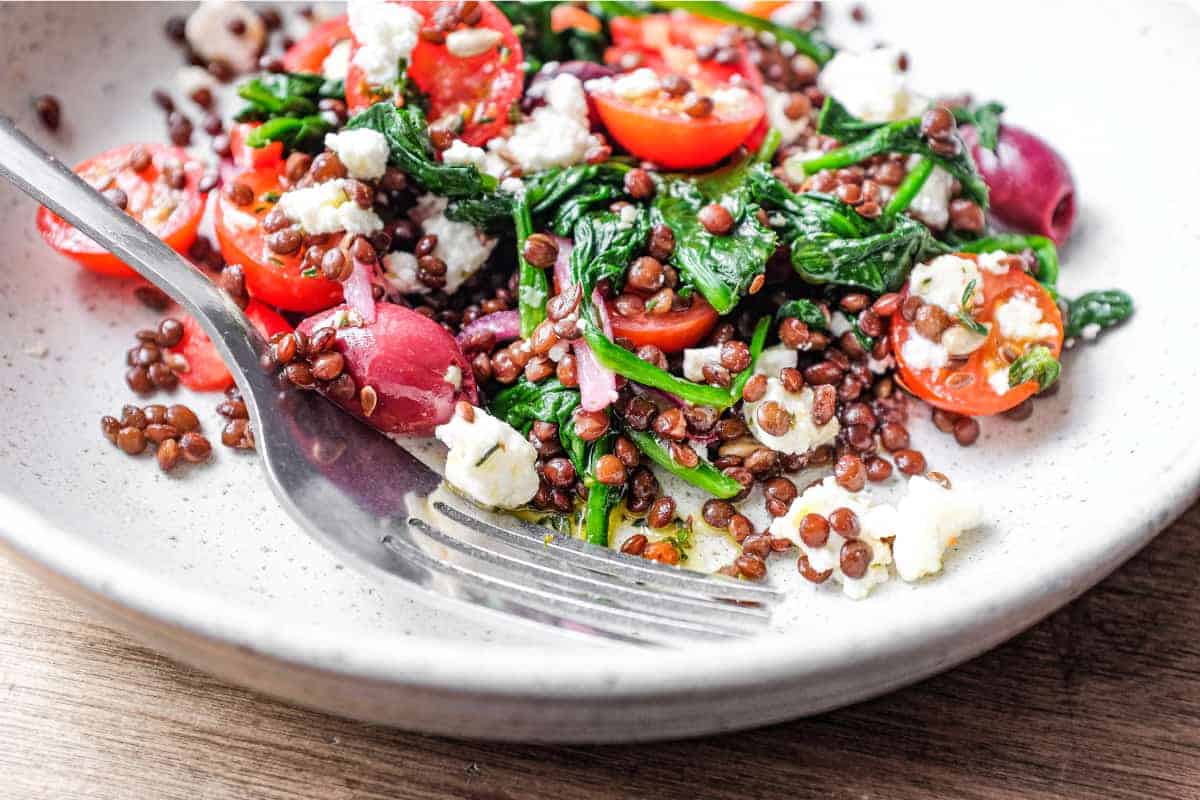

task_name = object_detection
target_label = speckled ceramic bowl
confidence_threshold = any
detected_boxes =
[2,1,1198,743]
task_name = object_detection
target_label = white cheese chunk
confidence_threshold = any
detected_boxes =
[817,48,927,123]
[995,294,1057,341]
[753,345,799,379]
[382,251,423,295]
[441,139,509,179]
[712,86,751,115]
[321,38,353,81]
[762,85,810,146]
[324,128,390,180]
[830,311,853,336]
[900,333,949,371]
[586,67,660,99]
[497,74,597,173]
[907,160,955,231]
[769,477,893,600]
[435,407,539,509]
[409,194,497,294]
[891,476,983,581]
[175,66,218,104]
[277,179,384,236]
[348,0,423,85]
[988,366,1011,395]
[1081,323,1101,340]
[185,0,266,74]
[743,378,840,456]
[908,254,983,315]
[445,26,503,58]
[976,250,1014,275]
[682,346,720,383]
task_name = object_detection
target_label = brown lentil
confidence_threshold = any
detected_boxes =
[893,448,927,475]
[702,499,735,529]
[742,373,768,403]
[648,224,676,261]
[574,409,610,441]
[834,452,867,492]
[865,456,893,482]
[698,203,734,235]
[953,416,981,446]
[623,168,655,200]
[522,233,559,269]
[34,94,61,130]
[621,534,648,556]
[811,384,837,426]
[839,539,873,579]
[735,553,767,580]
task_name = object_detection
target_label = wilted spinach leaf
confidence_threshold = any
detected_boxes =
[1065,290,1133,339]
[491,378,587,471]
[1008,345,1060,392]
[235,72,345,153]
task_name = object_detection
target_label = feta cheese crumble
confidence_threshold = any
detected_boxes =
[994,295,1058,341]
[381,251,423,295]
[769,477,893,599]
[435,407,539,510]
[586,68,660,98]
[683,345,798,382]
[891,476,983,582]
[712,86,752,115]
[907,161,955,231]
[497,74,598,173]
[348,0,423,86]
[908,254,983,315]
[817,48,927,122]
[441,139,508,179]
[324,128,390,180]
[976,250,1014,275]
[899,334,949,371]
[409,194,497,294]
[321,38,353,82]
[743,378,840,455]
[277,179,384,236]
[987,366,1011,395]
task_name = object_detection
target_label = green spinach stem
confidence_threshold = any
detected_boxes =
[883,157,933,220]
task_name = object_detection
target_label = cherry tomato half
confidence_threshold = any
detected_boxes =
[606,295,721,354]
[346,1,523,146]
[229,123,284,171]
[213,166,344,313]
[891,256,1064,416]
[282,15,351,74]
[168,302,293,392]
[36,144,208,278]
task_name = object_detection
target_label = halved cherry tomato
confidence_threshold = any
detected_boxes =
[213,166,344,313]
[606,295,720,353]
[606,12,764,91]
[282,15,351,74]
[346,1,523,146]
[891,256,1064,416]
[590,78,764,169]
[168,302,293,392]
[36,144,208,278]
[229,123,284,171]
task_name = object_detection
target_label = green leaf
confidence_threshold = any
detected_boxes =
[623,429,744,500]
[653,158,778,314]
[649,0,835,65]
[749,167,947,293]
[801,98,989,207]
[497,1,610,73]
[583,330,737,409]
[512,192,549,337]
[345,102,498,197]
[1008,345,1061,392]
[491,379,587,472]
[775,299,830,331]
[1064,290,1134,339]
[244,115,332,152]
[569,208,650,325]
[952,101,1005,153]
[234,72,344,154]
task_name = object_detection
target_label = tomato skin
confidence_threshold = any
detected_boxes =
[169,302,293,392]
[891,259,1064,417]
[297,302,477,436]
[229,123,284,171]
[606,296,721,354]
[346,1,523,147]
[551,5,601,34]
[282,15,351,73]
[213,166,345,313]
[591,88,764,170]
[36,144,208,278]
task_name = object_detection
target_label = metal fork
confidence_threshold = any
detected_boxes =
[0,116,781,644]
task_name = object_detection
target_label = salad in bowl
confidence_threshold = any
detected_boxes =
[37,0,1132,600]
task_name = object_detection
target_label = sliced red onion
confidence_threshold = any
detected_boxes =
[456,310,520,348]
[964,125,1077,245]
[341,257,378,325]
[551,237,618,411]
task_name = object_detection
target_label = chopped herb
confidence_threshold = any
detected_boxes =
[268,257,284,266]
[1009,345,1061,392]
[957,279,988,336]
[260,191,280,203]
[300,266,320,278]
[474,443,502,467]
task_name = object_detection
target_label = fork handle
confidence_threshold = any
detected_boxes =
[0,114,267,377]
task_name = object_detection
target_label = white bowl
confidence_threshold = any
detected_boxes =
[1,1,1197,742]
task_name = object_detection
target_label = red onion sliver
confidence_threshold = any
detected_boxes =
[456,310,521,347]
[342,258,378,325]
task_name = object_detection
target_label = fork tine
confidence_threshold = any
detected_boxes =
[433,499,783,604]
[386,524,745,643]
[408,516,771,629]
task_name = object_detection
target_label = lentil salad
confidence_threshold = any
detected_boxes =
[38,1,1133,598]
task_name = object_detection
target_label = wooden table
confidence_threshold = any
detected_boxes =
[2,505,1198,800]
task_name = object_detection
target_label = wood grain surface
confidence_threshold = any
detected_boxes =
[2,504,1198,800]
